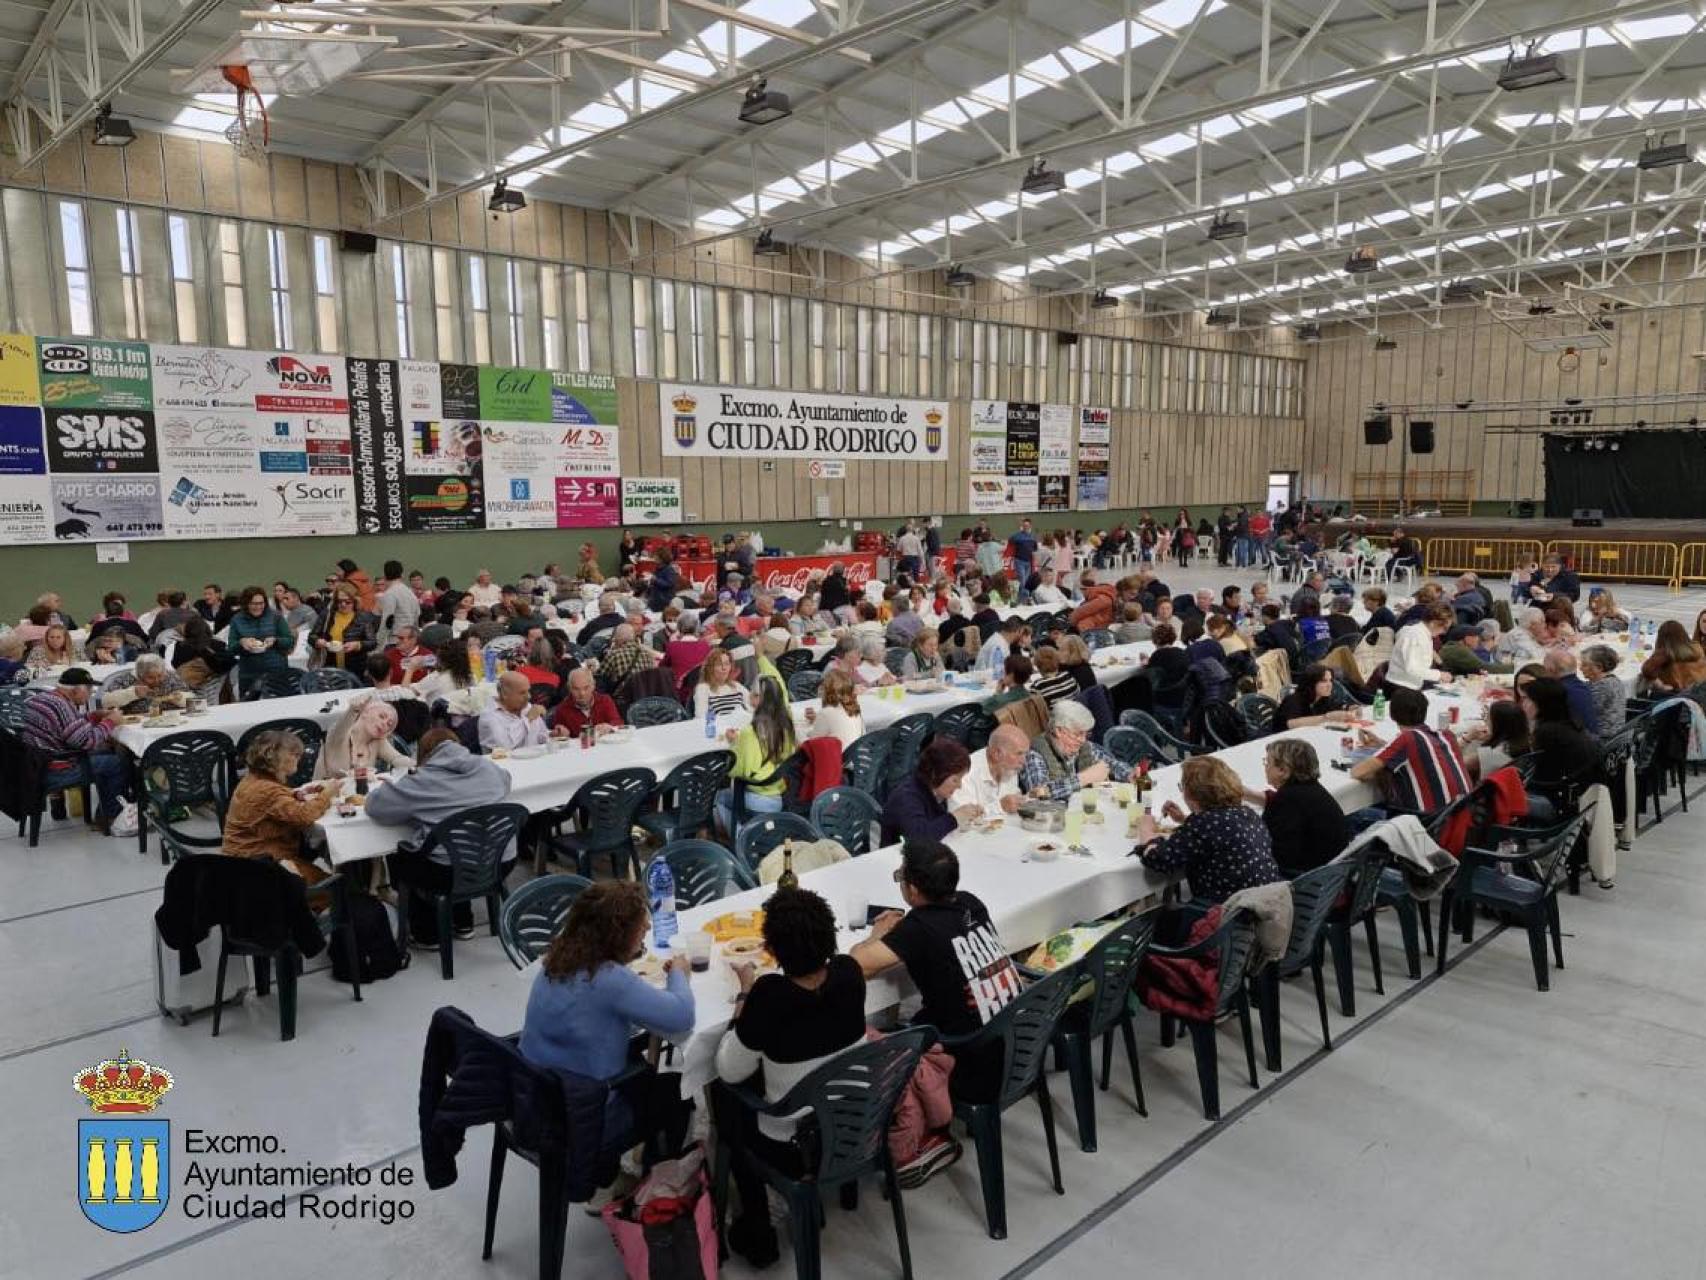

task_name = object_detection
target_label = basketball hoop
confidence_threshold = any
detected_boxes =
[220,64,269,158]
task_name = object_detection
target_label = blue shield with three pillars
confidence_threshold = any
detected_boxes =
[78,1119,169,1232]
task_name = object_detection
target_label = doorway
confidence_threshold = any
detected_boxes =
[1265,471,1296,514]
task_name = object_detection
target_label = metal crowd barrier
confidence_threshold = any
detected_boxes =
[1423,537,1546,578]
[1545,539,1680,591]
[1677,542,1706,591]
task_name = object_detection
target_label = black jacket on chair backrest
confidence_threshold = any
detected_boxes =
[417,1005,623,1195]
[154,855,326,975]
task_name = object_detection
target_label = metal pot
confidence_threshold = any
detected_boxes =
[1016,801,1065,833]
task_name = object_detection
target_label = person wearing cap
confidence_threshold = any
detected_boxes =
[20,669,130,833]
[466,569,503,610]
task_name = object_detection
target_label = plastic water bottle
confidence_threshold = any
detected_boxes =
[647,856,678,951]
[1371,690,1387,722]
[704,705,717,739]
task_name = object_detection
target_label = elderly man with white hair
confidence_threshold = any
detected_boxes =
[102,652,188,711]
[599,622,657,689]
[478,670,552,753]
[575,592,623,646]
[1018,700,1133,801]
[950,724,1030,815]
[1030,568,1068,606]
[1542,647,1600,736]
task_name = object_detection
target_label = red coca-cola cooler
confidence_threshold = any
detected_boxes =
[852,531,887,554]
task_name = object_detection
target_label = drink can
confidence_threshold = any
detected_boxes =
[1449,705,1460,724]
[1437,710,1451,733]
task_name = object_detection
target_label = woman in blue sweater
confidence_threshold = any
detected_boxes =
[519,881,697,1161]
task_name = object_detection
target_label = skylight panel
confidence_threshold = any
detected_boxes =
[1143,0,1226,32]
[1142,132,1195,158]
[1617,13,1699,40]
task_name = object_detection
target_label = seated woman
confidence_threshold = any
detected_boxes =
[1027,644,1079,707]
[715,677,796,834]
[802,669,865,749]
[662,611,713,693]
[1578,589,1630,634]
[85,630,130,667]
[0,631,27,685]
[1132,755,1283,902]
[100,653,188,713]
[880,738,978,844]
[692,647,750,720]
[716,886,869,1267]
[24,622,80,672]
[316,697,413,780]
[369,727,511,945]
[1360,587,1397,637]
[1244,739,1348,876]
[1521,676,1600,795]
[901,629,946,681]
[981,653,1035,713]
[1458,699,1532,782]
[1639,620,1706,695]
[223,729,336,884]
[1206,613,1248,658]
[170,617,237,698]
[1055,634,1097,691]
[1293,595,1330,647]
[413,642,489,716]
[855,636,896,687]
[1526,602,1578,651]
[1273,665,1354,730]
[518,880,696,1177]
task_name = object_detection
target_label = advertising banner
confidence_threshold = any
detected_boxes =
[150,345,255,411]
[439,363,480,419]
[480,421,562,530]
[0,334,41,406]
[348,357,407,535]
[551,371,619,424]
[621,476,682,525]
[50,474,163,541]
[477,365,552,422]
[0,476,53,540]
[406,473,484,532]
[37,338,152,410]
[660,383,948,462]
[266,474,358,538]
[1076,406,1110,511]
[45,408,158,472]
[0,406,47,474]
[400,359,442,421]
[554,475,620,528]
[406,419,482,475]
[251,350,349,414]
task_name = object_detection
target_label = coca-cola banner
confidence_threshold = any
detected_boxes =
[652,553,879,598]
[660,383,948,462]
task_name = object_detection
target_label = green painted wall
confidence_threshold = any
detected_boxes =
[9,500,1263,623]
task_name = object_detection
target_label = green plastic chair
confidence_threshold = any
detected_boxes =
[1048,912,1158,1154]
[497,873,592,969]
[1251,862,1353,1070]
[809,786,882,856]
[660,839,755,908]
[637,749,732,845]
[733,812,820,876]
[1143,908,1262,1121]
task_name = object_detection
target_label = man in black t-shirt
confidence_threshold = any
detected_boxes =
[853,839,1023,1101]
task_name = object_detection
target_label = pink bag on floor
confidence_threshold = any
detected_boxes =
[601,1146,719,1280]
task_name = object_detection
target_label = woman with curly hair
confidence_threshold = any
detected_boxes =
[518,880,696,1159]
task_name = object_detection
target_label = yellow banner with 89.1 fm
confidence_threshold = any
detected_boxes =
[0,333,40,406]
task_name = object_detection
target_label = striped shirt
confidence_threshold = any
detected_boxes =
[1374,725,1470,812]
[1028,670,1079,706]
[693,682,749,720]
[20,690,113,759]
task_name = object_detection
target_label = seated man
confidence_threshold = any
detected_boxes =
[598,624,657,691]
[949,724,1029,815]
[1018,700,1133,802]
[551,667,622,737]
[21,669,129,834]
[1525,553,1581,606]
[382,623,435,686]
[1542,648,1598,736]
[1029,568,1068,606]
[1348,686,1471,822]
[852,838,1023,1102]
[975,615,1028,675]
[477,671,554,753]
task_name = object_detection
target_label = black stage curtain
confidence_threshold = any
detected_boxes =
[1543,431,1706,519]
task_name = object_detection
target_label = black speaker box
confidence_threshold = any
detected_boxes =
[340,230,378,254]
[1409,420,1435,453]
[1363,415,1392,445]
[1572,508,1604,527]
[1056,331,1079,346]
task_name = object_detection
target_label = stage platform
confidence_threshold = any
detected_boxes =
[1324,516,1706,588]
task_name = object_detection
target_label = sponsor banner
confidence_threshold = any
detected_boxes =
[477,365,552,421]
[45,408,157,473]
[406,473,484,532]
[646,553,879,599]
[265,474,357,537]
[306,437,352,475]
[0,475,53,539]
[1076,405,1110,510]
[1007,476,1039,511]
[406,418,482,476]
[1039,403,1074,475]
[348,357,406,535]
[554,475,620,528]
[1039,473,1070,511]
[621,476,682,525]
[969,477,1007,514]
[150,345,255,411]
[1078,405,1111,445]
[156,410,266,476]
[0,333,41,406]
[485,475,558,530]
[660,383,948,462]
[0,406,47,474]
[162,472,269,538]
[51,474,163,540]
[440,363,480,419]
[1003,402,1040,477]
[400,359,442,421]
[551,372,619,424]
[253,351,349,414]
[969,400,1008,473]
[807,459,846,480]
[37,338,152,410]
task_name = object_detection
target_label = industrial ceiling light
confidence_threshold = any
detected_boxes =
[753,228,788,258]
[1638,132,1692,170]
[1373,334,1397,351]
[1441,280,1479,302]
[1089,289,1118,310]
[1021,157,1066,196]
[1344,245,1378,275]
[91,102,135,148]
[1206,210,1247,241]
[1498,42,1566,91]
[1296,322,1321,342]
[945,264,975,288]
[1527,301,1556,315]
[1205,307,1234,326]
[487,179,525,214]
[738,78,791,126]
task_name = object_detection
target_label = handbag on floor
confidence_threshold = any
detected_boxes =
[601,1145,718,1280]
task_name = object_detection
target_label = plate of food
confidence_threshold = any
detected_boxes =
[976,816,1006,833]
[705,910,765,942]
[1030,839,1063,862]
[510,745,547,760]
[605,726,636,744]
[488,747,511,761]
[629,954,667,985]
[722,937,774,969]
